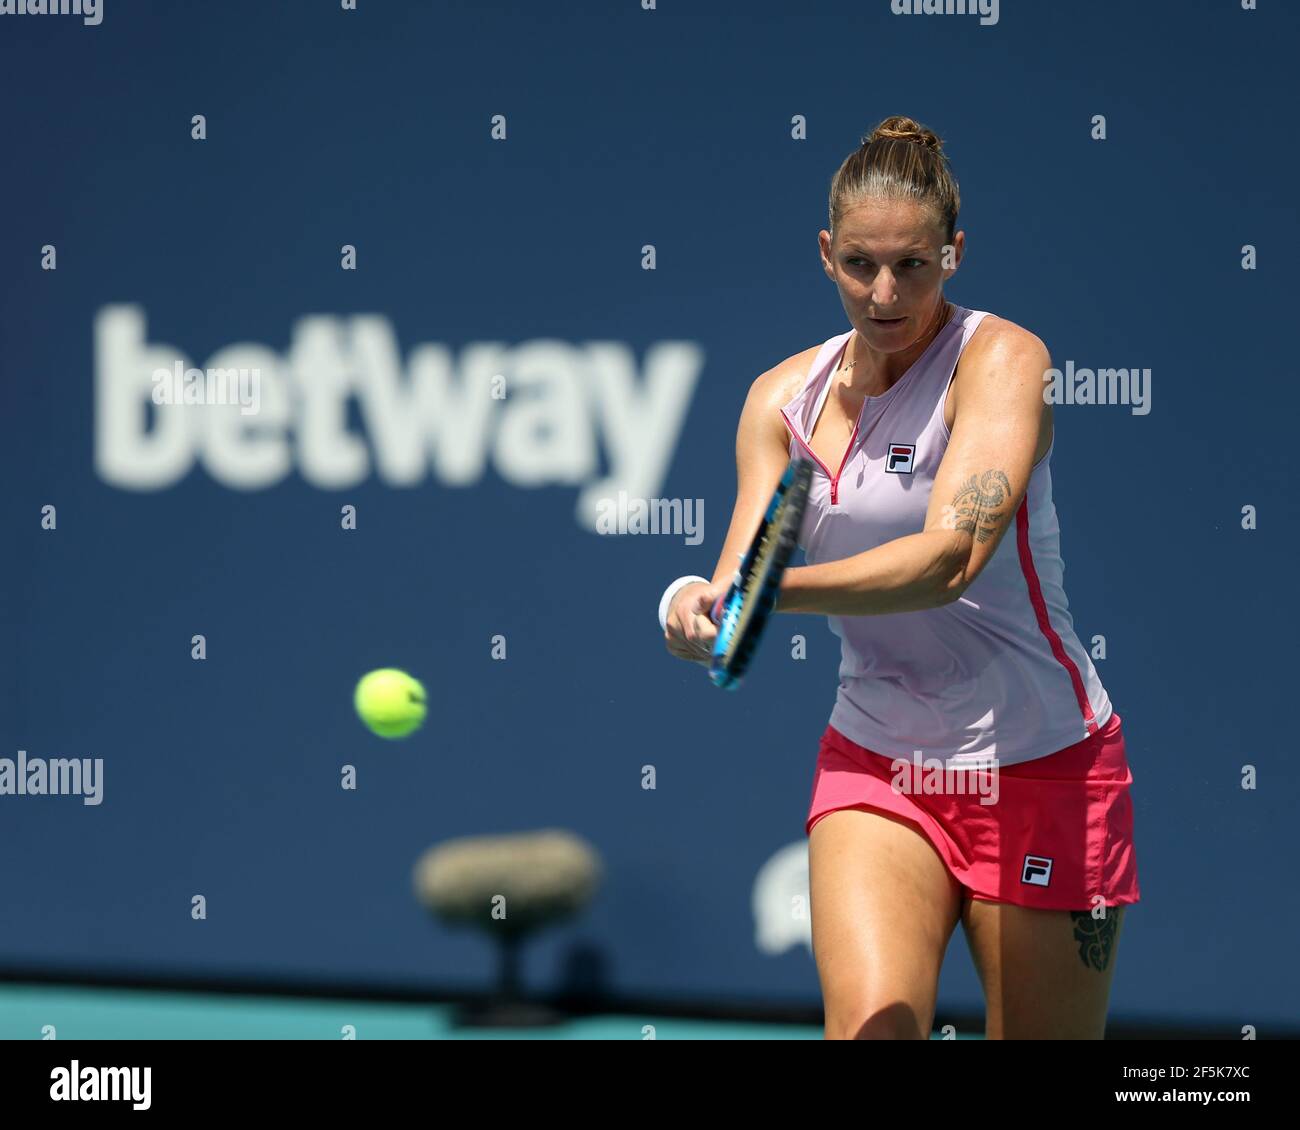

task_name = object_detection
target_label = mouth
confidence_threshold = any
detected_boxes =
[868,315,907,327]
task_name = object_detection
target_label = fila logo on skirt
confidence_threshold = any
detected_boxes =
[1022,854,1054,887]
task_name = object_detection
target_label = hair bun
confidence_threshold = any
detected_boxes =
[864,116,943,153]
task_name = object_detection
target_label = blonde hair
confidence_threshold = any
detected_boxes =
[828,115,961,245]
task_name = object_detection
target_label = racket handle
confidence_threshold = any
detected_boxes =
[709,591,726,625]
[711,557,744,624]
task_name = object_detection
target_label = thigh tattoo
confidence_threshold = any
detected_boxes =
[1069,909,1120,971]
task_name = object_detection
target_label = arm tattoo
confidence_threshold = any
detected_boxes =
[950,470,1012,544]
[1070,909,1120,972]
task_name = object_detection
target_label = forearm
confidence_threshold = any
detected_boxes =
[776,530,967,616]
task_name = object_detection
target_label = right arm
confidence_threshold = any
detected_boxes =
[662,351,814,664]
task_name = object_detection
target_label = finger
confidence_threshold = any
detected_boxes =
[666,632,698,660]
[682,613,698,646]
[690,587,720,616]
[691,613,717,644]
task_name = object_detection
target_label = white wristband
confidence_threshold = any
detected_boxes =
[658,575,710,632]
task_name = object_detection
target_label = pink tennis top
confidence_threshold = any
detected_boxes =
[780,303,1113,768]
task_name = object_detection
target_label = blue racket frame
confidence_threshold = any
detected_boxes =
[707,458,813,689]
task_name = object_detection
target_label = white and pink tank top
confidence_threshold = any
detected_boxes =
[780,303,1113,768]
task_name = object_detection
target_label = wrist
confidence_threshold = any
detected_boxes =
[658,574,710,632]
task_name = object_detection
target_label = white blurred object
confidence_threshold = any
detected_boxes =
[752,841,814,956]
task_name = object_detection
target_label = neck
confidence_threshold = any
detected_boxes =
[845,298,952,394]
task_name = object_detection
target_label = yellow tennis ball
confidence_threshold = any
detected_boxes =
[354,668,427,739]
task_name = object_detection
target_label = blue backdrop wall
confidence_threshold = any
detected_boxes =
[2,0,1296,1029]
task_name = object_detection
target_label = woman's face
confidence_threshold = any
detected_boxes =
[820,197,963,352]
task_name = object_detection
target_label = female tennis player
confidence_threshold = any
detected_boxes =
[660,116,1139,1040]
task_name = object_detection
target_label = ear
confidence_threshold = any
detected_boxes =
[942,231,965,279]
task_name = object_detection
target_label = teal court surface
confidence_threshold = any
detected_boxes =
[0,983,984,1039]
[0,983,825,1040]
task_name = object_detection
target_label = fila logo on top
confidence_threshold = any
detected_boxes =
[885,442,916,473]
[1022,855,1054,887]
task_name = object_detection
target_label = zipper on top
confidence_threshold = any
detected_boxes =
[780,403,865,507]
[780,336,866,506]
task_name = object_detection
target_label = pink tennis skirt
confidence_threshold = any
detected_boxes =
[806,711,1140,911]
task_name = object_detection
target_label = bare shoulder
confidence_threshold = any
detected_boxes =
[950,312,1054,460]
[747,343,823,410]
[962,313,1050,365]
[734,343,822,458]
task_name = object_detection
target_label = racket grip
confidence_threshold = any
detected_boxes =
[709,591,726,625]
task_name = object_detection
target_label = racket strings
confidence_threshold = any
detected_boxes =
[722,497,794,659]
[710,459,812,687]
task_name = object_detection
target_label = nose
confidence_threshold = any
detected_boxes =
[870,269,899,307]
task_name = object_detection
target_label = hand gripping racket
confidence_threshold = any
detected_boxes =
[707,458,813,689]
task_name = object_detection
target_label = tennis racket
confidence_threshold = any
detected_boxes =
[707,457,813,689]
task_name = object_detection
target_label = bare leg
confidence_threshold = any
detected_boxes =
[810,806,963,1039]
[962,898,1125,1039]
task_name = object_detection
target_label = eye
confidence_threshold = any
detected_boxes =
[845,257,926,269]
